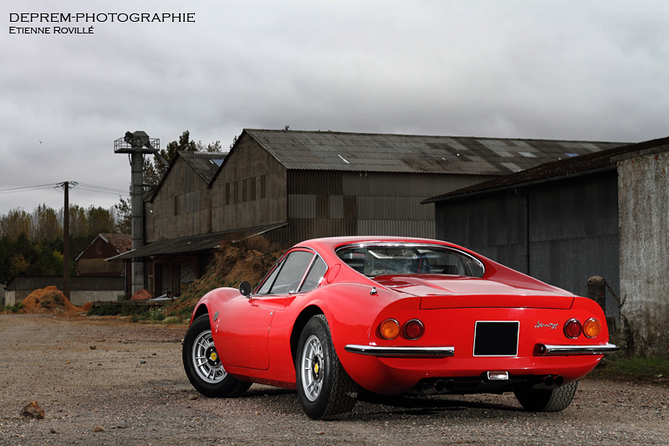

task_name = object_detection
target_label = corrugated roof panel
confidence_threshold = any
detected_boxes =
[179,151,228,184]
[245,130,626,175]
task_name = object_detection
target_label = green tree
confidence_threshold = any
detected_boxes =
[0,208,31,240]
[65,205,88,239]
[113,196,132,234]
[9,254,29,277]
[143,130,222,187]
[86,206,116,236]
[31,204,62,242]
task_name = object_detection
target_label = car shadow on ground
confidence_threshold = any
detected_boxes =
[239,385,522,418]
[354,391,522,417]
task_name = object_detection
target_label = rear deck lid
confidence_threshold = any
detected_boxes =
[373,275,574,310]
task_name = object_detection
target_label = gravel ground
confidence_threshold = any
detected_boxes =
[1,314,667,445]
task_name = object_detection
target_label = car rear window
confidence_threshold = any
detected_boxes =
[336,244,484,278]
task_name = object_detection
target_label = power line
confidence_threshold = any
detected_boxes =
[0,183,60,194]
[77,183,129,196]
[0,182,129,197]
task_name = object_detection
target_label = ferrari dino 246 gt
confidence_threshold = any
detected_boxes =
[182,236,618,419]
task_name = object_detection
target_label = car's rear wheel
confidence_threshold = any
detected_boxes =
[296,314,357,420]
[514,380,578,412]
[182,314,251,398]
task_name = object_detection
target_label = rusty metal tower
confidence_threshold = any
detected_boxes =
[114,131,167,295]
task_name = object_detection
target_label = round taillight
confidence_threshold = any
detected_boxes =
[583,318,602,338]
[564,318,583,339]
[403,319,425,340]
[379,319,400,340]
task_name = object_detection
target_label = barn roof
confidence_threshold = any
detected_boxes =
[107,224,285,261]
[148,150,227,203]
[243,129,626,175]
[74,233,131,262]
[99,233,132,253]
[423,136,669,203]
[179,151,228,184]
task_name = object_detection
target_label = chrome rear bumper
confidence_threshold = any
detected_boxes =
[536,343,619,356]
[344,344,455,358]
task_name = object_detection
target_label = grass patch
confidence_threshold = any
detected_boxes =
[3,302,25,313]
[595,354,669,381]
[87,303,121,317]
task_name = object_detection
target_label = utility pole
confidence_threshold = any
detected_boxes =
[56,181,77,298]
[64,181,69,298]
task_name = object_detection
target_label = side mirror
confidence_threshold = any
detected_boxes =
[239,281,253,297]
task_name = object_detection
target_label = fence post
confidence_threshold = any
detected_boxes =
[587,276,606,312]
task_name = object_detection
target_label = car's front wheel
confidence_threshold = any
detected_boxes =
[514,380,578,412]
[182,314,251,398]
[296,315,358,420]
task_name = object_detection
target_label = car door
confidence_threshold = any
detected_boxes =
[217,249,316,370]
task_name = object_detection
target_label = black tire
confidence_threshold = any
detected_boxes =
[295,315,358,420]
[182,314,251,398]
[514,380,578,412]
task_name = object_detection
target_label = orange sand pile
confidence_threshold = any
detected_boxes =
[131,289,152,300]
[20,286,85,316]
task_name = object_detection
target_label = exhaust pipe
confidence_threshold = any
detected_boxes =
[533,375,564,390]
[421,380,446,395]
[420,380,456,395]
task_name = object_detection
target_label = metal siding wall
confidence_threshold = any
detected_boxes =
[347,172,493,240]
[435,171,619,312]
[357,220,435,238]
[434,192,527,270]
[529,173,619,307]
[211,135,288,233]
[289,194,317,218]
[356,196,433,220]
[146,157,211,243]
[329,195,344,219]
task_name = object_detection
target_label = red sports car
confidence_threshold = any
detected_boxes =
[182,236,618,419]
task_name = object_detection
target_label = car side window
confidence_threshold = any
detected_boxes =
[258,250,314,295]
[299,256,327,292]
[256,261,282,295]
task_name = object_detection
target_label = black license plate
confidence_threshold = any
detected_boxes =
[473,321,519,356]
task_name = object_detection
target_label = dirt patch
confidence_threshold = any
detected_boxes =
[10,286,85,317]
[130,289,152,300]
[1,315,668,445]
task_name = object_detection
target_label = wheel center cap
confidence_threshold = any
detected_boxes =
[312,357,322,380]
[206,347,220,366]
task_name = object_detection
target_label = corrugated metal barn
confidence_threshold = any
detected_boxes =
[424,145,628,316]
[210,129,624,246]
[114,129,624,299]
[147,151,227,242]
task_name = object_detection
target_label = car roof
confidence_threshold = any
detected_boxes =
[296,236,457,253]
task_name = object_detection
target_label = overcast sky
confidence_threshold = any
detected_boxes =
[1,0,667,217]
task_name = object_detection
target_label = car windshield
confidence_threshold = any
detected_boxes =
[336,244,484,278]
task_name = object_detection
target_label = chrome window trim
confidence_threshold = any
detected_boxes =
[295,253,327,293]
[335,242,485,277]
[255,247,317,296]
